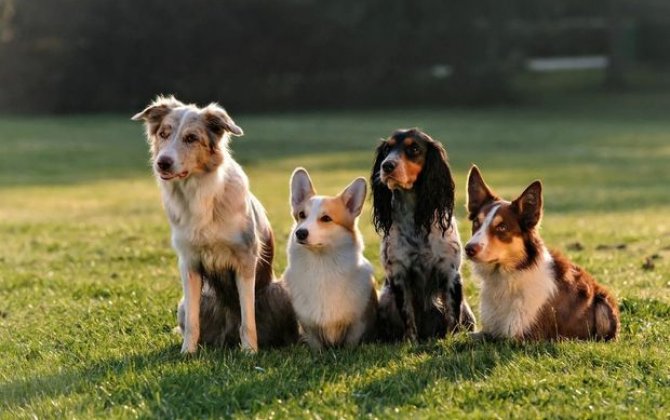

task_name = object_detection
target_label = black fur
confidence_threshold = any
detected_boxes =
[413,136,455,236]
[371,128,475,342]
[371,140,394,236]
[371,129,455,237]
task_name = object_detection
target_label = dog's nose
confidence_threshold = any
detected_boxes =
[465,243,481,258]
[381,161,396,173]
[295,228,309,241]
[157,156,174,171]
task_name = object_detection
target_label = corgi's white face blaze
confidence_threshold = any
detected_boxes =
[289,168,366,250]
[465,165,543,272]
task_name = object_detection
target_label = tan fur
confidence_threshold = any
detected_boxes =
[132,96,275,354]
[466,165,620,341]
[284,168,378,350]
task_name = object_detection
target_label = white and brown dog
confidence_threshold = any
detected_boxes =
[132,96,297,354]
[283,168,378,350]
[465,165,620,341]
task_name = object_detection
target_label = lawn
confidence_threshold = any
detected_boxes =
[1,92,669,418]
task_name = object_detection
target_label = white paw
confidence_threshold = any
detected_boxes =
[180,336,198,354]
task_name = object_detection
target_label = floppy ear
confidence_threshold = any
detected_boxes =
[131,95,183,134]
[512,180,543,229]
[466,165,497,220]
[371,140,393,235]
[340,178,367,217]
[413,137,455,235]
[202,103,243,138]
[290,167,315,210]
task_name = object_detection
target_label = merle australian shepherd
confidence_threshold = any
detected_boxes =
[465,165,620,341]
[372,128,476,342]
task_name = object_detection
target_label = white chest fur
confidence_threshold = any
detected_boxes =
[284,244,374,327]
[477,249,556,338]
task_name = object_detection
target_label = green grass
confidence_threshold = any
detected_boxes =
[1,92,670,418]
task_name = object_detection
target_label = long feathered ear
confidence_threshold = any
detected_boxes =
[466,165,498,220]
[413,138,455,236]
[371,141,393,235]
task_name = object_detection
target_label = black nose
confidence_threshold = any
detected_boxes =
[465,243,481,258]
[295,228,308,241]
[157,156,173,171]
[382,161,396,173]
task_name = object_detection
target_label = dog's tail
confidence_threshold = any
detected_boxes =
[593,292,620,341]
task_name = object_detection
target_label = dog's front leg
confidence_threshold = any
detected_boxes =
[180,260,202,354]
[236,263,258,353]
[392,277,418,342]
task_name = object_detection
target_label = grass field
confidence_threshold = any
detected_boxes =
[1,92,669,418]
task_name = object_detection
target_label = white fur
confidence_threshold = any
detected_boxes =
[284,169,375,349]
[163,154,264,354]
[283,231,375,347]
[476,247,557,338]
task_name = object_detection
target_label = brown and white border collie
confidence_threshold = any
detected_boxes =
[464,165,620,341]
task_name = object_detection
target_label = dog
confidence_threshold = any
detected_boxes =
[464,165,620,341]
[371,128,476,342]
[132,95,298,353]
[282,168,378,350]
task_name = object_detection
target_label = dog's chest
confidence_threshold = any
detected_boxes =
[478,261,557,338]
[168,198,256,271]
[286,252,373,325]
[383,220,461,273]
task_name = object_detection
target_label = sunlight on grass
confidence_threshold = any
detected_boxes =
[1,93,669,418]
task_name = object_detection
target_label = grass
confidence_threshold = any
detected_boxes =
[1,91,670,418]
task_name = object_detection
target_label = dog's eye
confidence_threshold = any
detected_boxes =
[495,223,508,233]
[184,134,198,144]
[298,211,306,219]
[320,215,332,223]
[473,220,481,230]
[159,131,169,139]
[406,145,420,156]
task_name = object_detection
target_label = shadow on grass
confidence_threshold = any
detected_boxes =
[0,337,556,417]
[1,298,667,416]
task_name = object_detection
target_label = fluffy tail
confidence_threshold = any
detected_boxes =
[593,292,620,341]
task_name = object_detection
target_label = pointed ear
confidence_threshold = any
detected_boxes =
[466,165,497,219]
[131,95,183,123]
[290,167,315,210]
[202,103,243,138]
[340,178,367,217]
[513,180,543,229]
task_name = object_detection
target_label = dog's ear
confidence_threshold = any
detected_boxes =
[371,139,393,235]
[414,136,455,235]
[512,180,543,230]
[202,103,244,138]
[131,95,183,133]
[340,178,367,217]
[466,165,497,220]
[290,167,315,210]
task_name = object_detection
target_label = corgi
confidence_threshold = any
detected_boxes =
[283,168,378,350]
[464,165,620,341]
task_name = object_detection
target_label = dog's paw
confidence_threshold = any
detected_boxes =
[180,338,198,354]
[468,331,491,342]
[240,342,258,354]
